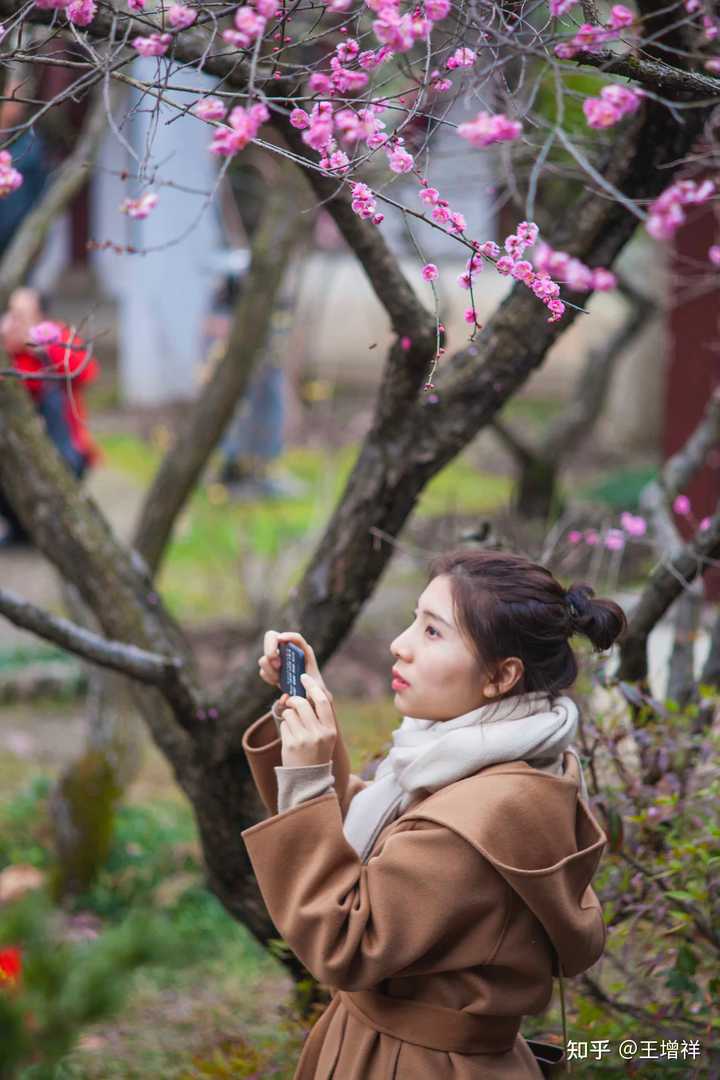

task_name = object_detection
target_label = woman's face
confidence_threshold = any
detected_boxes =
[389,574,490,721]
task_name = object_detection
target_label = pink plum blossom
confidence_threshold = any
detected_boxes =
[620,512,647,537]
[127,0,144,10]
[210,102,269,156]
[67,0,96,25]
[463,307,478,324]
[584,530,599,546]
[28,321,62,346]
[400,336,412,349]
[132,32,172,56]
[387,145,414,173]
[168,3,197,28]
[0,151,23,198]
[447,47,475,70]
[255,0,278,15]
[647,179,715,241]
[290,108,310,129]
[583,84,643,129]
[700,517,711,531]
[703,14,719,40]
[421,263,439,281]
[709,245,720,266]
[308,72,332,94]
[425,0,450,19]
[457,111,522,148]
[120,191,159,218]
[350,182,377,220]
[567,530,583,544]
[419,186,440,206]
[550,0,579,13]
[604,528,626,551]
[448,211,466,234]
[608,4,634,30]
[673,494,691,516]
[336,38,359,62]
[193,97,227,121]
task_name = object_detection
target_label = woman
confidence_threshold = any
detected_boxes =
[241,548,625,1078]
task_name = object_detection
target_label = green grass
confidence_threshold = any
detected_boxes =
[97,435,512,622]
[580,465,658,510]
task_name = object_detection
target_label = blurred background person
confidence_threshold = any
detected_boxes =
[0,287,99,547]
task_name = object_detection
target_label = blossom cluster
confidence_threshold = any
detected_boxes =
[32,0,97,23]
[566,500,712,552]
[193,97,227,122]
[457,111,522,149]
[120,191,159,219]
[417,182,466,234]
[554,5,635,58]
[646,179,715,241]
[583,84,643,129]
[132,32,172,57]
[0,150,23,198]
[223,0,277,50]
[350,182,383,224]
[533,242,617,292]
[209,102,270,156]
[168,3,197,28]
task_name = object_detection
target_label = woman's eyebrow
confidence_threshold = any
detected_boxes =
[414,607,454,629]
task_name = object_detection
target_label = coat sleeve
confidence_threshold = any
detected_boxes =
[241,792,508,991]
[242,712,369,817]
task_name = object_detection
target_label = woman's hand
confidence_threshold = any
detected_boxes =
[279,673,338,768]
[257,630,333,702]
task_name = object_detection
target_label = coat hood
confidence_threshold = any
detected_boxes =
[404,751,607,977]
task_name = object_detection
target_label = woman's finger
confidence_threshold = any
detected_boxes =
[258,657,280,686]
[264,629,279,658]
[300,674,336,730]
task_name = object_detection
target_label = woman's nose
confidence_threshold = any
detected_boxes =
[391,630,412,660]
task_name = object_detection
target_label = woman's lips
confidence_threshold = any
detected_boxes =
[392,672,410,690]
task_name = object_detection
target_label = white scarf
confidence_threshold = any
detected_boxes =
[343,692,585,863]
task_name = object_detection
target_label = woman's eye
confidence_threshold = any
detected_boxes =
[425,625,440,638]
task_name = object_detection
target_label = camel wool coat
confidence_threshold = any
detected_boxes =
[241,711,607,1079]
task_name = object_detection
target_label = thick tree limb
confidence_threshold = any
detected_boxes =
[574,49,720,99]
[619,388,720,682]
[132,159,309,576]
[0,384,201,757]
[618,504,720,682]
[0,586,185,690]
[0,86,119,310]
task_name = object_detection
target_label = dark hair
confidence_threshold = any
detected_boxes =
[428,548,627,695]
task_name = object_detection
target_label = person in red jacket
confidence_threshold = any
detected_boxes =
[0,287,99,547]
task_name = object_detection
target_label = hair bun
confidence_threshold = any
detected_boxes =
[566,582,626,651]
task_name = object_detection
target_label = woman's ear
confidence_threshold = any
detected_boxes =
[483,657,524,699]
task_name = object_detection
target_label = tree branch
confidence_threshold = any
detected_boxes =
[573,48,720,99]
[0,586,185,690]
